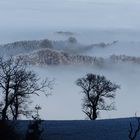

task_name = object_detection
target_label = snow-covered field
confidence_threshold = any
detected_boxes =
[16,118,140,140]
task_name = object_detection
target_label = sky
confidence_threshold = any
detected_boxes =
[0,0,139,43]
[0,0,140,31]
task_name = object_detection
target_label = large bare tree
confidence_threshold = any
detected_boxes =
[76,73,120,120]
[0,57,52,120]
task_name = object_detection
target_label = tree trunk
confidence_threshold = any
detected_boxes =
[91,108,97,120]
[2,106,8,120]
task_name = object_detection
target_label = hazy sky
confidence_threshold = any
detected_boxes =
[0,0,139,43]
[0,0,140,30]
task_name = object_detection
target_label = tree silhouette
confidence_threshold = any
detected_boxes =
[26,105,43,140]
[0,57,52,120]
[76,73,119,120]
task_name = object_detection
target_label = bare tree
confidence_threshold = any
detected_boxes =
[128,117,140,140]
[76,73,120,120]
[0,57,17,120]
[0,57,52,120]
[32,105,42,120]
[26,105,43,140]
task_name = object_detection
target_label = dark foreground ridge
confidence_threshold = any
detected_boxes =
[1,117,140,140]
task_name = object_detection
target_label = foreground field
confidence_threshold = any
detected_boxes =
[15,117,140,140]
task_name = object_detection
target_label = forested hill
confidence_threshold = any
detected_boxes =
[0,38,140,66]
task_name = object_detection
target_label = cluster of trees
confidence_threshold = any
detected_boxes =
[0,39,53,57]
[0,57,51,120]
[0,57,52,140]
[20,48,104,66]
[110,55,140,64]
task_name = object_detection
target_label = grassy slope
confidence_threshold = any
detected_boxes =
[15,117,140,140]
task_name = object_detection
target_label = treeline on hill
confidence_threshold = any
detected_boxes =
[0,38,140,67]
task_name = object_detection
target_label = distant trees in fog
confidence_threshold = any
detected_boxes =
[76,73,120,120]
[110,55,140,64]
[67,37,77,44]
[0,39,53,57]
[19,48,104,66]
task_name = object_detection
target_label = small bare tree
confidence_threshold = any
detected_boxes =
[26,105,43,140]
[128,117,140,140]
[32,105,42,120]
[76,73,120,120]
[0,57,52,120]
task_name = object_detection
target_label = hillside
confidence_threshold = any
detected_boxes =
[0,39,140,66]
[14,118,140,140]
[17,48,104,66]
